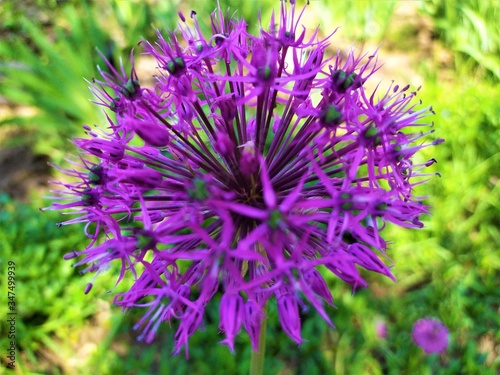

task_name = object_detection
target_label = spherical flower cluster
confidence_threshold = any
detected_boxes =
[45,1,442,354]
[412,318,449,354]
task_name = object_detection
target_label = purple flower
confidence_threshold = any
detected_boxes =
[44,2,441,354]
[412,318,449,354]
[375,320,387,339]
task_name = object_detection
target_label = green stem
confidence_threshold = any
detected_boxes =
[329,330,342,375]
[249,303,268,375]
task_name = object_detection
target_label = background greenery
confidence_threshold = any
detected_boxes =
[0,0,499,374]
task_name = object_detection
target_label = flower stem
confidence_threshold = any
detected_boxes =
[249,303,268,375]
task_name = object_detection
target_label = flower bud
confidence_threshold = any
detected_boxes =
[84,139,124,162]
[325,254,368,289]
[320,104,343,128]
[81,188,98,206]
[134,121,170,147]
[88,165,105,185]
[349,243,396,281]
[277,293,302,344]
[120,78,141,100]
[330,69,361,93]
[303,268,334,305]
[219,293,244,352]
[173,307,204,354]
[215,132,234,156]
[243,300,265,351]
[166,57,186,76]
[112,167,164,189]
[217,98,238,122]
[239,141,258,176]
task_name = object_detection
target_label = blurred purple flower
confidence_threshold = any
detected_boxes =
[375,320,387,339]
[412,318,449,354]
[44,1,441,354]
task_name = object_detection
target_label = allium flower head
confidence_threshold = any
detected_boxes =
[412,318,449,354]
[45,2,442,354]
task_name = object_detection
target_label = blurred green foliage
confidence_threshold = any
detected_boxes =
[1,1,108,157]
[0,0,181,159]
[0,0,499,374]
[0,193,95,373]
[421,0,500,79]
[318,0,398,44]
